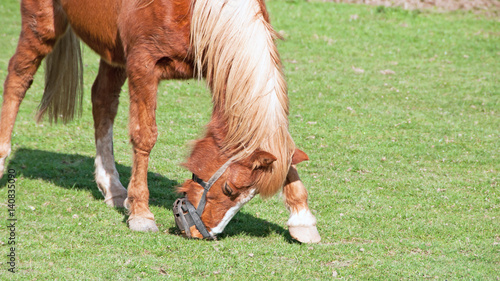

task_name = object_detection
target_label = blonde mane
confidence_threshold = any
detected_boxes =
[191,0,295,196]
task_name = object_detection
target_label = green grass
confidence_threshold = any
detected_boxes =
[1,0,499,279]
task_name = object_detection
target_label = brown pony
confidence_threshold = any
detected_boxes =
[0,0,320,243]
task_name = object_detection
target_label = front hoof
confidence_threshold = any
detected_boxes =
[128,217,159,232]
[289,225,321,243]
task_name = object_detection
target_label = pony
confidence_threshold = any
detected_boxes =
[0,0,320,243]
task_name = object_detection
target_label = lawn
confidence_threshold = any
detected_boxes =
[0,0,499,279]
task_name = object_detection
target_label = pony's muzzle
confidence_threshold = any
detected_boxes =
[173,197,216,240]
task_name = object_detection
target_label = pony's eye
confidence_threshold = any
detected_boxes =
[222,182,234,196]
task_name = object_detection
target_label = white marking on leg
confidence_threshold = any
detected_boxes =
[0,157,6,177]
[95,155,113,196]
[95,127,127,206]
[287,209,317,227]
[0,144,11,157]
[0,145,11,176]
[209,189,256,235]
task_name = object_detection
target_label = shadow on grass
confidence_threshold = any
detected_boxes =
[218,212,296,243]
[1,148,290,241]
[166,211,296,243]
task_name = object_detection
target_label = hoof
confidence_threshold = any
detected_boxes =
[289,225,321,243]
[128,217,159,232]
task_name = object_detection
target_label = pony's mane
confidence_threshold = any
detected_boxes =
[191,0,295,196]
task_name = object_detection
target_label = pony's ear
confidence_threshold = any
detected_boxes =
[291,148,309,165]
[251,151,277,169]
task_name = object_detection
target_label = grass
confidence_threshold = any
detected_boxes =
[1,0,499,279]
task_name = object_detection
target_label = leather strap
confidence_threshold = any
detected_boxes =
[185,159,233,238]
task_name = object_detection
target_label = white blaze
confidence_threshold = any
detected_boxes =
[209,189,257,235]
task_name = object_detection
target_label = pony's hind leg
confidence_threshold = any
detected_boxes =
[92,60,128,207]
[283,165,321,243]
[0,0,66,178]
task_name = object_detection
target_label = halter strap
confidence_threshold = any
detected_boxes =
[187,159,233,238]
[192,159,232,215]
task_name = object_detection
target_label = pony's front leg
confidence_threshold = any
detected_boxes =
[92,60,128,207]
[123,62,159,232]
[283,165,321,243]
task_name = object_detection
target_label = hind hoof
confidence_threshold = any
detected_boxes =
[128,217,159,232]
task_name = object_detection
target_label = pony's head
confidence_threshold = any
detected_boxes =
[176,0,305,239]
[174,129,308,239]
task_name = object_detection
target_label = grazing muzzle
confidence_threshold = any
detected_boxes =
[173,196,213,239]
[173,159,232,239]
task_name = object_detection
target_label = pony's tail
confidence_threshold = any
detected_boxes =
[36,27,83,124]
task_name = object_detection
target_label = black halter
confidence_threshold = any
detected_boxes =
[173,159,232,239]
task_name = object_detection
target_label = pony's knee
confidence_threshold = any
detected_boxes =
[130,126,158,154]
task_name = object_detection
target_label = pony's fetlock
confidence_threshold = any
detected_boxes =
[0,157,6,179]
[0,145,11,178]
[287,209,321,243]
